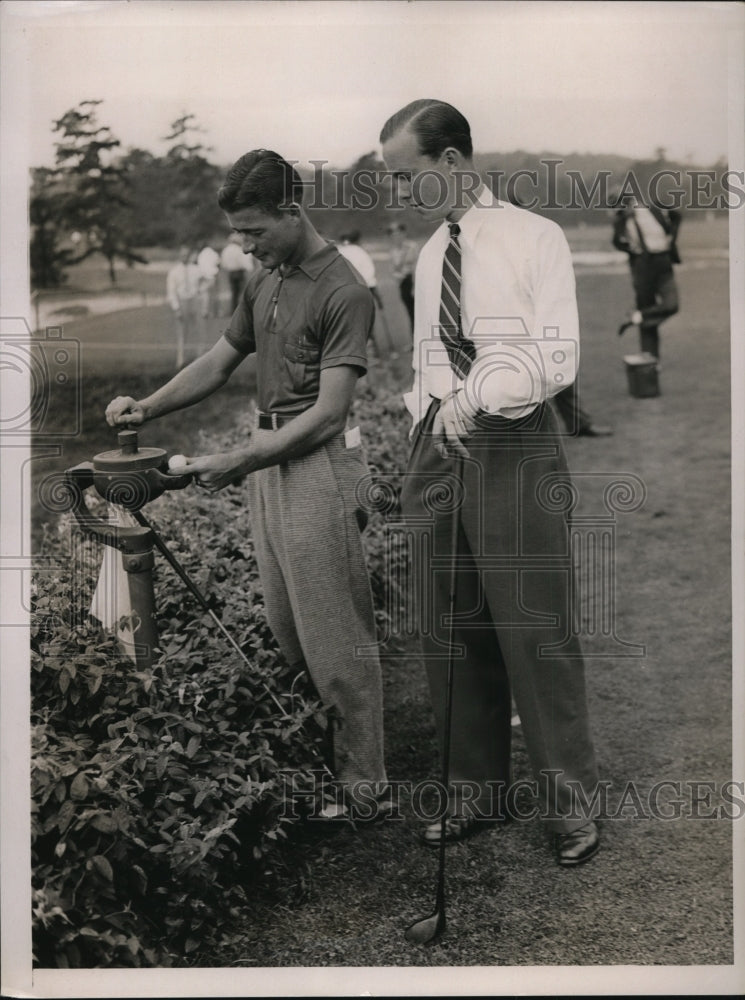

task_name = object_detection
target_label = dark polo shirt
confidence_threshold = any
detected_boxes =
[224,242,374,415]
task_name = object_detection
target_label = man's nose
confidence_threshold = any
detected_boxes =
[242,236,255,254]
[396,178,412,200]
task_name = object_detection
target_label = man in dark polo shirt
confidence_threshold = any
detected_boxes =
[105,150,388,818]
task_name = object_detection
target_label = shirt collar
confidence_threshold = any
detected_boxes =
[280,242,339,280]
[451,183,499,244]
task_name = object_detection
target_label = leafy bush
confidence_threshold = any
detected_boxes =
[31,358,413,967]
[31,535,329,967]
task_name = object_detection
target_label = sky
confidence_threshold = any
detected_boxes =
[2,0,741,172]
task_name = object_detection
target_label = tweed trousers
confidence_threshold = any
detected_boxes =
[402,400,599,833]
[247,429,387,792]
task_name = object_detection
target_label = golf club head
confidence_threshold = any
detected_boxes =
[404,908,446,945]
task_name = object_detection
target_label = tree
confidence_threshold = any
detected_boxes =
[161,113,224,248]
[29,167,75,289]
[119,147,177,248]
[52,100,145,283]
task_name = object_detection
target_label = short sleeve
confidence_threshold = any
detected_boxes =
[318,283,374,373]
[223,269,267,355]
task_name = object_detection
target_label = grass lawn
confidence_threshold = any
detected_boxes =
[26,217,735,971]
[206,256,735,969]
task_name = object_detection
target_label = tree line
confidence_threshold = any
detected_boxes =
[30,102,224,288]
[30,100,729,289]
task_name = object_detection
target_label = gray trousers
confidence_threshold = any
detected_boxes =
[402,400,599,833]
[247,430,387,792]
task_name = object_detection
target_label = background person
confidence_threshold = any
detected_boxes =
[380,98,600,866]
[336,230,382,308]
[613,193,681,359]
[386,221,418,335]
[196,242,221,319]
[551,381,613,437]
[221,232,259,314]
[106,150,389,819]
[166,245,201,369]
[337,230,392,358]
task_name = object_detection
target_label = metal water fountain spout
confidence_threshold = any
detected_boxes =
[62,429,289,715]
[88,428,191,510]
[63,429,193,669]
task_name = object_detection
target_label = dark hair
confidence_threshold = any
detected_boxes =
[339,230,361,244]
[379,99,473,160]
[217,149,304,215]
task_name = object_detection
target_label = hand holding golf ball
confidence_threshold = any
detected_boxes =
[168,454,190,472]
[167,452,243,492]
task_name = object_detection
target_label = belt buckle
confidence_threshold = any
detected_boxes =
[258,411,279,430]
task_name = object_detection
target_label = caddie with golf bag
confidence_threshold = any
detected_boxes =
[381,100,601,941]
[105,150,389,822]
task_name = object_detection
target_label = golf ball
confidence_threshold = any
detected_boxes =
[168,454,188,471]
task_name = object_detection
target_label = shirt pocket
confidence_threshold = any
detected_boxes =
[282,339,321,395]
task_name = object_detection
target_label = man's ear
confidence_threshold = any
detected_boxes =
[285,202,303,220]
[442,147,462,171]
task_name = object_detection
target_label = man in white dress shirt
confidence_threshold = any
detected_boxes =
[337,230,390,356]
[220,232,259,314]
[380,99,600,866]
[196,243,221,319]
[166,245,202,368]
[613,193,681,359]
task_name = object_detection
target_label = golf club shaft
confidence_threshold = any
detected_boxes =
[437,454,463,909]
[131,508,287,716]
[405,453,464,944]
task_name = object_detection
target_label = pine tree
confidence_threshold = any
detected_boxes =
[161,113,223,248]
[52,100,145,283]
[29,167,75,289]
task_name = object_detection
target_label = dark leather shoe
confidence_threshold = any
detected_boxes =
[577,425,614,437]
[617,320,633,337]
[555,821,600,866]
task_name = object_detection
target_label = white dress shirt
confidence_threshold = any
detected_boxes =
[337,243,377,288]
[625,206,671,254]
[166,261,200,311]
[197,246,220,281]
[404,186,579,429]
[390,239,419,280]
[220,241,246,271]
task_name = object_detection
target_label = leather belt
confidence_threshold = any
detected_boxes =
[257,411,296,430]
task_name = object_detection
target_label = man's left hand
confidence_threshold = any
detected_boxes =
[432,389,479,459]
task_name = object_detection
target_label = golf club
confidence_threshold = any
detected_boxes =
[131,507,290,717]
[405,454,463,946]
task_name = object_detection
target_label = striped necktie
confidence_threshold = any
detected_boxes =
[439,222,476,377]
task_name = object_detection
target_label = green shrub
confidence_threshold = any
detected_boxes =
[31,538,329,967]
[31,358,413,967]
